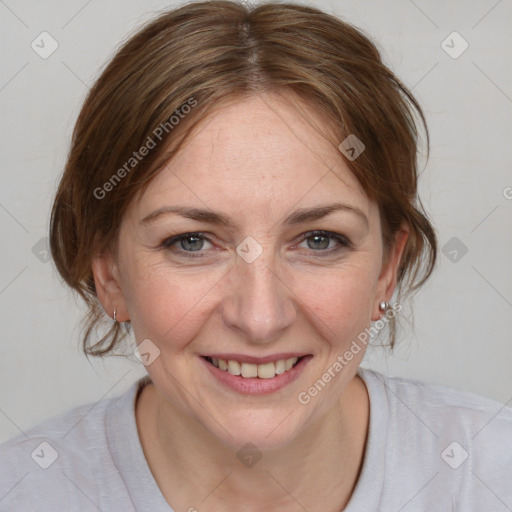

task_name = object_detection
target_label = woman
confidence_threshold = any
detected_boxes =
[1,1,511,510]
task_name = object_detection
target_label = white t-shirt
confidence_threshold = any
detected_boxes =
[1,367,511,511]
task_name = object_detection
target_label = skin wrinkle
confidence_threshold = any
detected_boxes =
[44,4,439,502]
[49,2,438,363]
[92,93,408,511]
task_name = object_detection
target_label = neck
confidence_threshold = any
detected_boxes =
[136,375,369,512]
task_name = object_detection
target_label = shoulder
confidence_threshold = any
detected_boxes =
[360,366,512,432]
[0,380,141,511]
[358,368,512,510]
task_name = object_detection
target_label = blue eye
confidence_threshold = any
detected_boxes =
[161,230,351,259]
[297,230,351,254]
[162,232,212,257]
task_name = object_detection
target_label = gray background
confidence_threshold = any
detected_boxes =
[0,0,511,443]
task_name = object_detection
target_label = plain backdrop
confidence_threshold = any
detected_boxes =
[0,0,511,443]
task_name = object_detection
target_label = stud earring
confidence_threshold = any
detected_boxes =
[378,301,389,313]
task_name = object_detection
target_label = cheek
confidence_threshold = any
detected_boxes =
[292,261,378,347]
[120,253,225,349]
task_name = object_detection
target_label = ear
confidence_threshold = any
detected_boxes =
[91,250,129,322]
[371,223,409,321]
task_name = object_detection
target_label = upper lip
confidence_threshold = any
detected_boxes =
[203,353,308,364]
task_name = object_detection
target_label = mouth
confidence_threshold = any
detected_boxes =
[201,353,313,395]
[202,355,307,379]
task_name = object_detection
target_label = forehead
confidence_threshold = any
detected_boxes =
[137,93,372,221]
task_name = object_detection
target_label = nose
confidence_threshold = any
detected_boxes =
[221,246,296,344]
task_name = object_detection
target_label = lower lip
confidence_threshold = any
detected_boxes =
[201,355,312,395]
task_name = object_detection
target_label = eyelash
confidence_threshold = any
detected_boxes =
[160,230,352,259]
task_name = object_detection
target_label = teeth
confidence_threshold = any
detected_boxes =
[228,360,241,376]
[241,363,258,378]
[209,356,299,379]
[275,359,286,375]
[257,362,276,379]
[285,358,296,371]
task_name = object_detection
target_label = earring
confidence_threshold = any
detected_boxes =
[113,308,117,323]
[378,301,389,313]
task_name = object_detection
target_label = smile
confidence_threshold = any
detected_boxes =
[201,353,312,395]
[204,356,301,379]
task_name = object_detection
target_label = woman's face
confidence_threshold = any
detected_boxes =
[97,93,406,449]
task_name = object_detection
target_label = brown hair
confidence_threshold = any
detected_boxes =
[50,0,437,357]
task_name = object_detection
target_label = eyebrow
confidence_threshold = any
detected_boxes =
[141,202,369,229]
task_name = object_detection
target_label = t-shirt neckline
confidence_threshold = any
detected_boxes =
[106,375,173,511]
[344,366,388,510]
[105,367,388,511]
